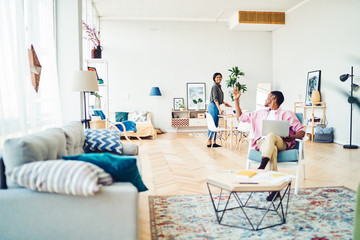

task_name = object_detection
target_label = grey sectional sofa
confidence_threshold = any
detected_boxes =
[0,121,140,240]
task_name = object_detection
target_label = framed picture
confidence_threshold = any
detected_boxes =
[87,66,99,79]
[305,70,321,105]
[173,98,184,111]
[187,82,206,110]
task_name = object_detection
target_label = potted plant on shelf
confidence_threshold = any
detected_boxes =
[226,66,246,101]
[83,22,102,59]
[91,92,102,109]
[193,98,203,111]
[179,104,185,111]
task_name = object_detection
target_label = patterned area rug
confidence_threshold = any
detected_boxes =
[188,132,207,137]
[149,186,355,240]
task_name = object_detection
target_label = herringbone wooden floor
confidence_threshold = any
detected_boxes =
[135,132,360,240]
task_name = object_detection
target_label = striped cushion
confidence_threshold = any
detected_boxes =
[6,160,113,196]
[84,129,123,154]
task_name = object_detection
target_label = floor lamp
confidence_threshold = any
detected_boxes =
[150,87,162,129]
[72,71,99,128]
[339,66,359,149]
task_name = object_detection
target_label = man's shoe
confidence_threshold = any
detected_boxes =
[207,144,211,148]
[266,191,280,201]
[212,143,221,148]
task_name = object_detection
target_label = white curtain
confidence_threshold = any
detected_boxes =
[0,0,61,146]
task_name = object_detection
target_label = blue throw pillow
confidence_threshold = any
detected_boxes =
[84,129,123,154]
[93,110,106,120]
[62,152,148,192]
[115,112,129,122]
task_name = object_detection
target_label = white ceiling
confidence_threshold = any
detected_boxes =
[93,0,306,22]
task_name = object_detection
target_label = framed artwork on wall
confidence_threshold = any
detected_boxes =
[186,82,206,110]
[88,66,104,84]
[87,66,99,79]
[305,70,321,105]
[173,98,184,111]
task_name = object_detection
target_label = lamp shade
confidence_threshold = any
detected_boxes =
[340,74,349,82]
[72,71,99,92]
[150,87,162,96]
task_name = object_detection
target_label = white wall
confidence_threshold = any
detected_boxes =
[101,20,273,132]
[273,0,360,145]
[56,0,83,123]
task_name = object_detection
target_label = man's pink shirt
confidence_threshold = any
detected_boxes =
[238,108,304,150]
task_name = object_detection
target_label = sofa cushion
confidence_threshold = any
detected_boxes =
[62,152,148,192]
[130,111,148,122]
[115,112,129,122]
[6,160,113,196]
[84,129,123,154]
[3,128,67,188]
[61,121,85,155]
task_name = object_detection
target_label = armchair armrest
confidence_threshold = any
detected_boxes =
[295,135,309,142]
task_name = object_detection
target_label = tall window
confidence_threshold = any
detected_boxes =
[0,0,61,146]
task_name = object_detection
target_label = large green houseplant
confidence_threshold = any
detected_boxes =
[225,66,246,101]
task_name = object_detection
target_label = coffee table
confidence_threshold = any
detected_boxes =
[206,170,292,231]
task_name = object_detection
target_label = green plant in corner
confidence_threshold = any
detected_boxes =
[225,66,246,101]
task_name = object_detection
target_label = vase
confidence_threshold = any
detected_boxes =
[94,97,101,109]
[92,46,103,59]
[311,90,320,104]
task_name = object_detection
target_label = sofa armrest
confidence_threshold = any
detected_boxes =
[122,143,138,155]
[0,183,139,240]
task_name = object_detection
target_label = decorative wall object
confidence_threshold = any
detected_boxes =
[187,82,206,110]
[305,70,321,105]
[173,98,184,111]
[28,44,42,93]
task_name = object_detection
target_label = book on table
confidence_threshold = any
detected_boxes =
[235,170,257,178]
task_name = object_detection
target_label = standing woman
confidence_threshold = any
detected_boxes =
[207,72,232,147]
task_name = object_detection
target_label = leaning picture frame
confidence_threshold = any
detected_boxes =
[305,70,321,105]
[173,98,184,111]
[186,82,206,110]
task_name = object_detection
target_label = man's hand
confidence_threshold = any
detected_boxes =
[233,86,241,100]
[282,136,294,142]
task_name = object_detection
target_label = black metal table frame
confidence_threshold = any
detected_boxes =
[207,182,291,231]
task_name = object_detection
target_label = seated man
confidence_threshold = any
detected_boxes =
[233,87,305,170]
[233,87,305,200]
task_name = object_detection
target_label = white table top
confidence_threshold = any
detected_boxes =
[206,170,292,192]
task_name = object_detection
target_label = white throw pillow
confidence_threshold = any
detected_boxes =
[6,160,113,196]
[131,111,148,122]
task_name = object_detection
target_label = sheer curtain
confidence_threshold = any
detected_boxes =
[0,0,61,146]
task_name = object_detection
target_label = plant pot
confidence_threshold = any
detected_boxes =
[179,108,184,111]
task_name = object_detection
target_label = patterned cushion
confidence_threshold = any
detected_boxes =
[6,160,113,196]
[84,129,123,154]
[130,111,148,122]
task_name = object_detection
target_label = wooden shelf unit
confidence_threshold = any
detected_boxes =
[294,102,326,141]
[171,110,206,128]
